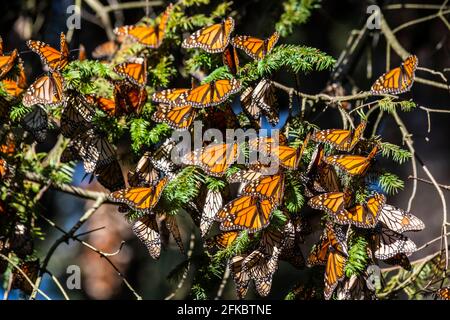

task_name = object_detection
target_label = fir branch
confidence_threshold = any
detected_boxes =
[276,0,321,37]
[239,45,335,83]
[380,142,412,164]
[379,172,405,195]
[345,235,369,278]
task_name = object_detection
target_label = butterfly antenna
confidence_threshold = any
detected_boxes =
[145,0,150,17]
[19,49,34,55]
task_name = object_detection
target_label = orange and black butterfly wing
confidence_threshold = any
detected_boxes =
[348,121,367,151]
[437,287,450,300]
[92,41,118,59]
[152,88,189,105]
[342,193,385,228]
[223,45,239,75]
[208,231,239,249]
[114,57,147,88]
[114,81,148,115]
[217,195,276,233]
[22,72,64,107]
[324,245,348,300]
[96,160,125,191]
[232,32,279,60]
[109,177,168,212]
[182,143,238,177]
[185,79,241,108]
[229,255,250,299]
[182,17,235,53]
[371,55,418,95]
[324,146,378,176]
[27,33,69,71]
[0,49,18,78]
[308,192,350,216]
[151,104,196,130]
[86,95,117,115]
[132,215,161,259]
[243,173,285,204]
[114,4,173,48]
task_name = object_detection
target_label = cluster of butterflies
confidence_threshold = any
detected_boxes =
[0,2,425,300]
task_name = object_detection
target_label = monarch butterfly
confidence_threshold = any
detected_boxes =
[95,159,125,191]
[127,152,159,187]
[304,144,340,195]
[242,248,280,297]
[114,57,147,88]
[337,274,376,300]
[307,223,348,300]
[148,139,178,178]
[338,193,384,228]
[308,190,351,215]
[162,214,184,254]
[132,214,161,259]
[1,79,24,97]
[66,128,116,174]
[113,80,148,115]
[370,223,417,260]
[216,195,277,233]
[383,253,412,271]
[21,106,48,143]
[324,145,378,176]
[232,31,279,60]
[279,221,305,269]
[227,165,263,185]
[311,121,367,152]
[249,136,305,170]
[241,79,279,125]
[22,71,64,107]
[370,55,418,95]
[229,255,251,299]
[109,176,168,213]
[27,33,69,72]
[242,173,285,204]
[182,78,241,108]
[0,48,18,79]
[379,204,425,233]
[208,231,239,249]
[201,189,223,238]
[85,95,116,115]
[152,104,196,130]
[181,142,238,177]
[114,4,173,48]
[60,91,96,138]
[223,45,239,75]
[257,227,284,255]
[92,40,118,60]
[182,17,235,53]
[437,287,450,300]
[229,242,281,298]
[152,88,189,105]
